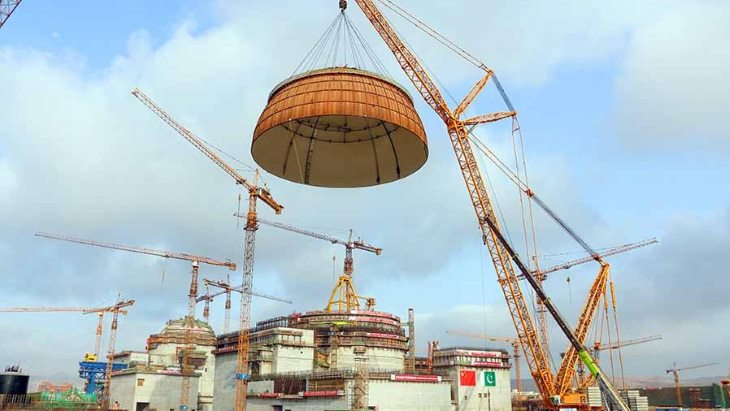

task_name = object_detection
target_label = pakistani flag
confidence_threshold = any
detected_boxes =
[483,371,496,387]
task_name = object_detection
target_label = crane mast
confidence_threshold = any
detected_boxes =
[132,89,283,411]
[100,299,135,409]
[349,1,630,409]
[255,217,381,311]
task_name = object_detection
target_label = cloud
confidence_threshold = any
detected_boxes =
[0,0,725,386]
[612,0,730,150]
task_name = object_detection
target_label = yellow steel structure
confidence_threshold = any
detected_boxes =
[132,89,283,411]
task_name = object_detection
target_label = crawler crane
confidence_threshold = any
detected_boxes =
[132,89,283,411]
[344,1,633,409]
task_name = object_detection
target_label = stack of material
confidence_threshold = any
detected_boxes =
[622,389,649,411]
[587,386,602,407]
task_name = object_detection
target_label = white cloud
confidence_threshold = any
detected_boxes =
[612,0,730,149]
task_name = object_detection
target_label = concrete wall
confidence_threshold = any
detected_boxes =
[447,368,511,411]
[368,379,453,411]
[335,347,404,371]
[148,342,216,411]
[272,346,314,373]
[247,397,349,411]
[110,372,199,411]
[212,353,236,411]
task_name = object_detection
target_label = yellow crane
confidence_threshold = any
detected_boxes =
[345,1,632,409]
[35,231,234,411]
[132,88,283,411]
[666,362,718,407]
[251,217,381,311]
[197,277,292,333]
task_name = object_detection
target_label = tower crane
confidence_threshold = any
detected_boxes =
[446,330,523,396]
[100,299,134,409]
[347,1,631,409]
[0,305,130,361]
[35,232,236,320]
[132,88,283,411]
[0,0,22,30]
[252,217,381,311]
[197,277,292,333]
[666,362,718,407]
[36,231,235,411]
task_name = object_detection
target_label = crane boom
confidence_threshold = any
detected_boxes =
[198,279,292,304]
[534,238,658,277]
[131,88,283,214]
[35,232,236,269]
[0,0,22,30]
[351,2,630,409]
[596,335,662,351]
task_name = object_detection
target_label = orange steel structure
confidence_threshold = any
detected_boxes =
[132,88,283,411]
[36,231,234,411]
[252,67,428,188]
[347,1,630,409]
[0,305,130,360]
[0,0,22,30]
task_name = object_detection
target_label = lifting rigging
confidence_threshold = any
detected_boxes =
[132,88,283,411]
[342,1,634,409]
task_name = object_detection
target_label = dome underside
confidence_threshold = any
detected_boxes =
[252,68,428,188]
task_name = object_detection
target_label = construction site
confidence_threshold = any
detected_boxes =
[1,1,727,411]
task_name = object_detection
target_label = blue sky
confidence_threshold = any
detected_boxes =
[1,0,729,388]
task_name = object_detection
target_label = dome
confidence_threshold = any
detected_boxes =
[252,67,428,188]
[147,317,217,348]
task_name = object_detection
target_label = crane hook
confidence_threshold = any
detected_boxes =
[339,0,347,11]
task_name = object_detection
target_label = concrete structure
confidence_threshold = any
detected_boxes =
[110,317,218,411]
[212,311,512,411]
[110,372,199,411]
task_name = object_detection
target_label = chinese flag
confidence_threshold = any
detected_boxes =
[459,370,476,386]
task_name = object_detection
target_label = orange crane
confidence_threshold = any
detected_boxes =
[100,299,135,409]
[0,305,131,360]
[347,1,630,409]
[446,330,523,395]
[253,217,381,311]
[666,362,718,407]
[132,88,283,411]
[35,232,235,411]
[0,0,22,30]
[197,277,292,333]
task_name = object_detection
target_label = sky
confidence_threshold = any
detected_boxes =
[1,0,729,388]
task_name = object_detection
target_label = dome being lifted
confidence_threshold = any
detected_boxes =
[252,67,428,188]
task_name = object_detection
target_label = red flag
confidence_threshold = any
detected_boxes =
[459,370,476,386]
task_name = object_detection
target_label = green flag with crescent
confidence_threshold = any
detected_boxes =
[484,371,496,387]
